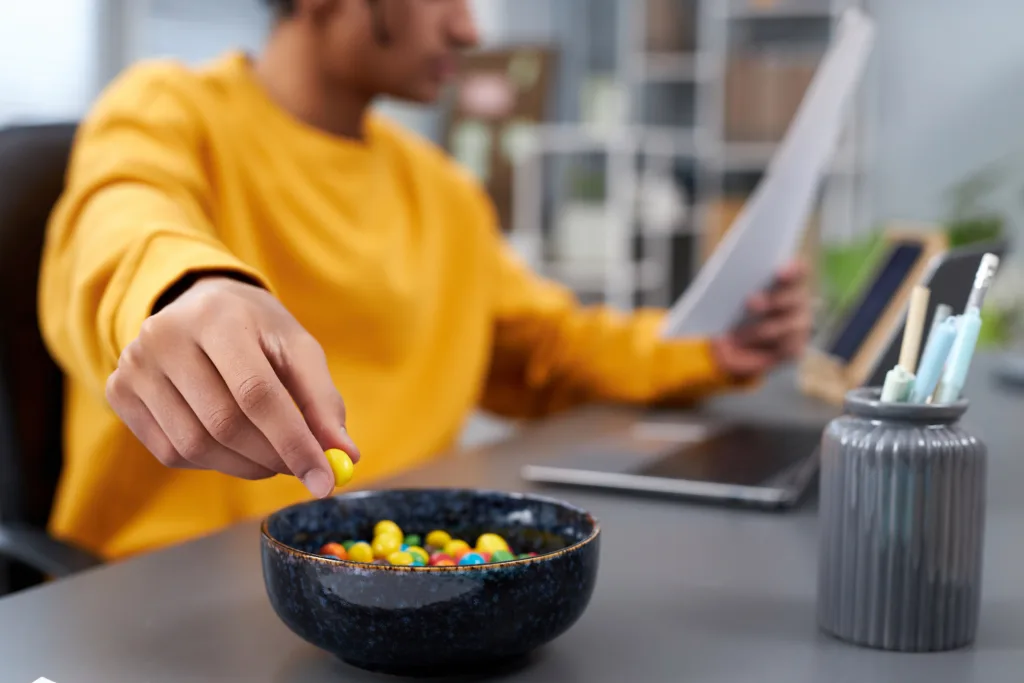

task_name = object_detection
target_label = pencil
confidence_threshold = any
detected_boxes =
[899,285,930,373]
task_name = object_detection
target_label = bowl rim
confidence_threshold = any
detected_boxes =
[260,487,601,572]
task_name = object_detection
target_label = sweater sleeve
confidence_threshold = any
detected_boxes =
[480,216,756,419]
[38,64,270,397]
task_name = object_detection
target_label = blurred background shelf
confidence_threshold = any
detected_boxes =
[631,53,703,82]
[502,0,871,310]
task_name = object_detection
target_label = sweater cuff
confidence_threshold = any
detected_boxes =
[648,318,762,404]
[112,232,272,354]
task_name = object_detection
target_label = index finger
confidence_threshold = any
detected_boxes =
[201,335,335,498]
[774,259,809,285]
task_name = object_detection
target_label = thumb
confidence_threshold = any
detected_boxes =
[296,382,361,464]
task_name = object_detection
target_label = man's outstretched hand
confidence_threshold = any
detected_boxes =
[711,260,813,379]
[105,276,360,497]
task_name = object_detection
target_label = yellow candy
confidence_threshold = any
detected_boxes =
[387,550,414,566]
[475,533,510,554]
[444,539,471,559]
[425,530,452,548]
[374,520,403,539]
[324,449,354,488]
[406,546,429,565]
[348,541,374,563]
[372,533,402,559]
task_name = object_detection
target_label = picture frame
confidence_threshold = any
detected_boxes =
[798,225,949,405]
[442,45,558,232]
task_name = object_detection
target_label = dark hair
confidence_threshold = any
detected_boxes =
[264,0,390,42]
[265,0,295,16]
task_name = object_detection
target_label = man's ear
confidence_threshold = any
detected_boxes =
[366,0,392,45]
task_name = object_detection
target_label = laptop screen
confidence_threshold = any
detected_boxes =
[629,423,824,487]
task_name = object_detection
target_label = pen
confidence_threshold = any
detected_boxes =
[909,316,958,403]
[930,254,1000,402]
[881,365,914,402]
[965,253,1000,312]
[925,303,953,347]
[879,285,931,403]
[933,306,983,403]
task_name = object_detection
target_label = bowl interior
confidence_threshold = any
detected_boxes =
[265,488,597,559]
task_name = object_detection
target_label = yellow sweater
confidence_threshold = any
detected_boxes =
[39,52,741,560]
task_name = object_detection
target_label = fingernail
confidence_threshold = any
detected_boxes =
[339,426,361,463]
[302,468,334,498]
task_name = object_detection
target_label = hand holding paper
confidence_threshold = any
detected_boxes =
[710,259,813,379]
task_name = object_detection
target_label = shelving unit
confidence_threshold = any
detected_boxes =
[511,0,874,312]
[509,122,700,307]
[635,0,872,300]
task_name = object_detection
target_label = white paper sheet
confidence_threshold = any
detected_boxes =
[661,8,876,339]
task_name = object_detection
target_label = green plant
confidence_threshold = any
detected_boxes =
[819,230,886,313]
[947,163,1005,223]
[943,161,1020,348]
[945,163,1007,248]
[947,216,1004,248]
[978,305,1015,348]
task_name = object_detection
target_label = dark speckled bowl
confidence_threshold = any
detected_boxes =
[260,488,600,676]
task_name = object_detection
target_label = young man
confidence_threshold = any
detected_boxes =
[39,0,811,559]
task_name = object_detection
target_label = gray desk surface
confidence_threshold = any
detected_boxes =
[2,356,1023,683]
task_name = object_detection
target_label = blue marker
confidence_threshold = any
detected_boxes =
[934,307,982,403]
[909,316,958,403]
[925,303,953,344]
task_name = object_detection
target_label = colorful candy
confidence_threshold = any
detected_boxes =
[406,546,430,565]
[316,525,537,567]
[490,549,515,563]
[348,541,374,563]
[324,449,354,488]
[444,539,471,560]
[429,553,454,566]
[475,533,510,555]
[374,520,402,539]
[387,551,415,566]
[372,533,402,559]
[458,552,486,566]
[319,542,348,560]
[426,530,452,549]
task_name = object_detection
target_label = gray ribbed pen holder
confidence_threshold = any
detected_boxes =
[817,387,987,652]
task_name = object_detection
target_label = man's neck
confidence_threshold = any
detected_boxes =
[253,30,372,140]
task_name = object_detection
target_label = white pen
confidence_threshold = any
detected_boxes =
[965,253,1000,312]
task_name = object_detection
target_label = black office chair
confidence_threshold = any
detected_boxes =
[0,123,103,596]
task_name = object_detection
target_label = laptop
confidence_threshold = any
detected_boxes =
[521,420,824,508]
[521,241,1009,509]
